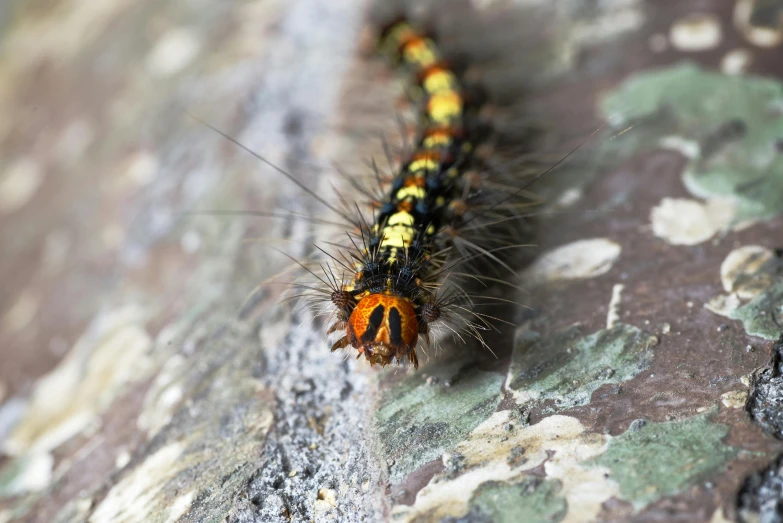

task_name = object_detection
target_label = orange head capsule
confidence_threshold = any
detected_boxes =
[347,293,419,368]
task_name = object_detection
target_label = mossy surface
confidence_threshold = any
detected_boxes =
[508,323,657,413]
[589,413,739,507]
[601,64,783,222]
[729,281,783,340]
[375,360,505,483]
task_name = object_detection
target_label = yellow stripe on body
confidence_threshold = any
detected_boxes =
[396,185,426,200]
[422,132,453,149]
[423,70,459,94]
[386,248,399,264]
[403,39,439,68]
[428,92,463,124]
[380,211,416,258]
[381,226,414,250]
[408,156,439,173]
[376,24,470,268]
[387,211,415,227]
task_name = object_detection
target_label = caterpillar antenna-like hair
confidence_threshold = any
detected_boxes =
[460,123,607,229]
[187,112,359,227]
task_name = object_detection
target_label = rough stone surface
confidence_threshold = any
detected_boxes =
[737,454,783,523]
[748,333,783,440]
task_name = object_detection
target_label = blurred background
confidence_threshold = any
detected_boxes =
[0,0,362,399]
[0,0,377,521]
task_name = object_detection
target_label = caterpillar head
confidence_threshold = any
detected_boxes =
[332,292,421,369]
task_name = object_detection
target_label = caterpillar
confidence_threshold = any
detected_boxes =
[196,2,565,371]
[326,20,482,370]
[319,11,547,370]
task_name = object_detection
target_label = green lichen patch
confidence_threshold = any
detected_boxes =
[588,413,739,507]
[466,478,567,523]
[375,360,504,483]
[705,245,783,340]
[507,323,656,413]
[728,280,783,341]
[601,64,783,222]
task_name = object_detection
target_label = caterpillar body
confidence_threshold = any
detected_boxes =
[321,16,538,370]
[197,3,561,371]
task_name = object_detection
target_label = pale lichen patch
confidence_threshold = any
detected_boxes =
[391,413,617,522]
[0,157,43,213]
[0,452,53,496]
[734,0,783,48]
[138,354,188,437]
[705,246,782,339]
[113,150,159,192]
[89,442,186,523]
[721,49,753,75]
[659,135,701,159]
[523,238,621,284]
[607,283,625,329]
[704,292,742,318]
[115,448,131,470]
[3,307,154,457]
[721,389,749,409]
[650,197,735,245]
[720,245,776,299]
[146,28,201,77]
[567,0,644,47]
[669,13,722,52]
[164,490,196,523]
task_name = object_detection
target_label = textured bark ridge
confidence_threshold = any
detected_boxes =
[1,1,783,522]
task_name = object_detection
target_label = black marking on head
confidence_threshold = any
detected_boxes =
[362,304,386,343]
[388,306,404,346]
